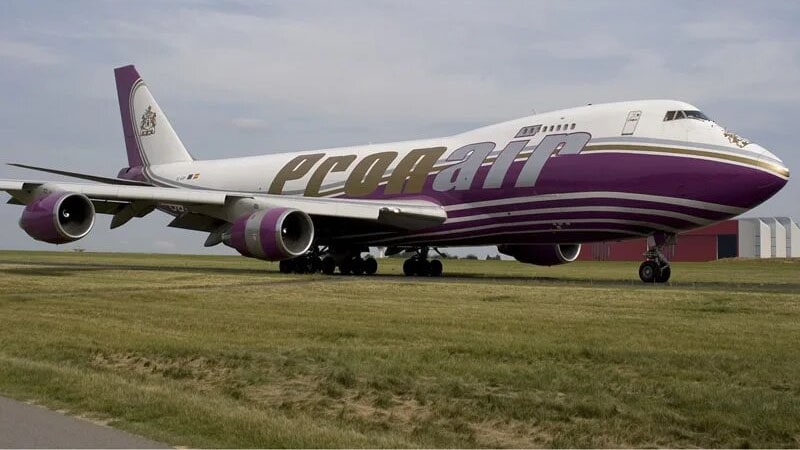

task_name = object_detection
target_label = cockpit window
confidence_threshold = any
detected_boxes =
[684,110,711,121]
[663,110,712,122]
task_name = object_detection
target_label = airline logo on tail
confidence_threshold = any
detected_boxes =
[139,105,157,136]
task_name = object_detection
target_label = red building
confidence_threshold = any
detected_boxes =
[578,220,739,262]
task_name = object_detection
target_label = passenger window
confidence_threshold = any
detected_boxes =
[664,111,675,121]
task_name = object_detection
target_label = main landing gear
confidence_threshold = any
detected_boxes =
[402,247,444,277]
[638,233,673,283]
[278,247,378,276]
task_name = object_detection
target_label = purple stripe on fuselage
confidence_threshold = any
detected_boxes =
[394,228,646,247]
[441,209,709,231]
[443,197,732,222]
[326,151,787,247]
[372,218,655,244]
[343,153,785,212]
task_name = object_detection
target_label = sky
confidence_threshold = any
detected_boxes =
[1,0,799,256]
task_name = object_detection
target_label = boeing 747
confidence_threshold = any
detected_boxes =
[0,65,789,282]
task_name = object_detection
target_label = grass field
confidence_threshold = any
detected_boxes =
[0,250,799,448]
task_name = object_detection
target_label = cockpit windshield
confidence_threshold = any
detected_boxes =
[664,110,711,122]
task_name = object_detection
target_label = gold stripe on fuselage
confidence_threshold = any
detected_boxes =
[582,144,790,179]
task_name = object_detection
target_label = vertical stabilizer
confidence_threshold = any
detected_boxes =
[114,65,193,167]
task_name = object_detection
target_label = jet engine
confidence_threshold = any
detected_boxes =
[497,243,581,266]
[19,192,96,244]
[223,207,314,261]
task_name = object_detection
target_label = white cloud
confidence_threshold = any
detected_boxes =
[1,1,798,253]
[0,39,61,65]
[231,117,269,131]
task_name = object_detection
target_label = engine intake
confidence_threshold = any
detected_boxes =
[498,243,581,266]
[224,208,314,261]
[19,192,96,244]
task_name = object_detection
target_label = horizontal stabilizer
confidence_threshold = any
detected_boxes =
[8,163,150,186]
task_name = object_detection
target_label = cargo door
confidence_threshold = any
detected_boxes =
[621,110,642,135]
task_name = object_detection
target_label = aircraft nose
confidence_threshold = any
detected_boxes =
[749,143,787,170]
[747,143,789,206]
[750,143,790,180]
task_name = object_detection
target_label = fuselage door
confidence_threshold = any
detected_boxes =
[621,110,642,135]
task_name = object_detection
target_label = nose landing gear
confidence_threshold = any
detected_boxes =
[638,233,673,283]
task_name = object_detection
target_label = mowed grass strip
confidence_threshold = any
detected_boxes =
[0,251,799,447]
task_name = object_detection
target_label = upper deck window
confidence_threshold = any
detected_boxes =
[663,110,711,122]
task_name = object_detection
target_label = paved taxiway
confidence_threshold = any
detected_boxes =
[0,396,166,448]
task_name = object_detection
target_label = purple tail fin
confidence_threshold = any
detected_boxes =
[115,65,145,168]
[114,65,193,170]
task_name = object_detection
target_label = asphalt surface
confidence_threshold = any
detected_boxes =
[0,396,167,449]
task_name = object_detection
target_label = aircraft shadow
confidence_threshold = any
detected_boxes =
[372,272,800,294]
[1,260,796,294]
[0,261,270,277]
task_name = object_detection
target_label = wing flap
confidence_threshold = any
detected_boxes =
[0,179,447,230]
[168,212,225,232]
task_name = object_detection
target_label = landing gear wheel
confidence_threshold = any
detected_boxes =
[363,257,378,275]
[429,259,443,277]
[279,259,294,274]
[655,265,671,283]
[351,257,365,276]
[321,256,336,275]
[416,259,430,276]
[403,258,416,276]
[339,258,353,275]
[311,257,322,274]
[295,257,314,274]
[638,261,658,283]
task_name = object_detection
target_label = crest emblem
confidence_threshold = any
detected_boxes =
[139,106,157,136]
[723,130,749,148]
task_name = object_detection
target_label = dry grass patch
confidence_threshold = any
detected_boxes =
[0,251,799,447]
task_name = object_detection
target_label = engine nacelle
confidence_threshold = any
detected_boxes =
[19,192,95,244]
[498,243,581,266]
[224,208,314,261]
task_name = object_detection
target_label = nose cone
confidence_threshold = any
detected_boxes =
[692,143,788,211]
[749,143,787,170]
[749,143,789,206]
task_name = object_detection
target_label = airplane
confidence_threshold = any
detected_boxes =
[0,65,790,282]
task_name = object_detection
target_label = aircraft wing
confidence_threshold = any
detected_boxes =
[0,179,447,231]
